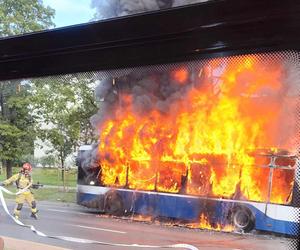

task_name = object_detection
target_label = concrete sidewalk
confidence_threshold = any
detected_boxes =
[0,236,71,250]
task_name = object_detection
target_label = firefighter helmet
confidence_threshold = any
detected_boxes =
[22,163,32,172]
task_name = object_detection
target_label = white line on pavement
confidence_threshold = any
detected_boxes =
[70,224,127,234]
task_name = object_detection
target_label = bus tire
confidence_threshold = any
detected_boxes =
[231,206,255,232]
[104,192,124,216]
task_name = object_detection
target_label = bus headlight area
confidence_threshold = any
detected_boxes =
[76,52,300,237]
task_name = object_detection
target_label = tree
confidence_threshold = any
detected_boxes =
[31,74,98,188]
[36,154,57,167]
[0,0,55,37]
[0,0,55,178]
[72,75,99,145]
[0,81,36,177]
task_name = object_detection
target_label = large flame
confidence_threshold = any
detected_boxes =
[98,54,297,206]
[188,213,234,232]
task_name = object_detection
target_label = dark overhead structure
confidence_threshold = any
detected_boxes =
[0,1,300,80]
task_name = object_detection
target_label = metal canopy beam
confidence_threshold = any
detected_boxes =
[0,1,300,80]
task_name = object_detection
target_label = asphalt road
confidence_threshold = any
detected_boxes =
[0,200,292,250]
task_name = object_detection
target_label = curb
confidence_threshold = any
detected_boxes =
[0,236,71,250]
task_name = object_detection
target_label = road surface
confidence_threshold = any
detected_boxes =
[0,200,292,250]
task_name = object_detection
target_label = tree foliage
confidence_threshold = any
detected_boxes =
[0,0,55,37]
[0,81,36,177]
[0,1,98,182]
[0,0,55,177]
[31,74,98,172]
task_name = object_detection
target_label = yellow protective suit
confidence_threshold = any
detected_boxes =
[3,172,37,218]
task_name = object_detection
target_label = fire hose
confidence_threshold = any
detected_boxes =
[0,186,199,250]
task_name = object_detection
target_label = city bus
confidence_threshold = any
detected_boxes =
[62,0,300,240]
[76,143,300,236]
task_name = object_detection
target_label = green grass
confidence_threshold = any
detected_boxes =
[0,167,77,187]
[0,167,77,203]
[32,167,77,187]
[33,188,76,203]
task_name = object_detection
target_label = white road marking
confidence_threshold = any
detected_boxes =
[71,224,126,234]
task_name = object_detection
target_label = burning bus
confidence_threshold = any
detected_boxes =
[77,52,300,236]
[0,0,298,245]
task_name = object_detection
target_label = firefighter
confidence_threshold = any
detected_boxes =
[1,163,38,220]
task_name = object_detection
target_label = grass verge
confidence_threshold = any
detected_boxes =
[0,167,77,187]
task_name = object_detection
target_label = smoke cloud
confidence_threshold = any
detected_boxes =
[90,54,300,155]
[90,64,194,133]
[91,0,208,20]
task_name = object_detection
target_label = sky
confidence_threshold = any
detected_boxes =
[43,0,96,28]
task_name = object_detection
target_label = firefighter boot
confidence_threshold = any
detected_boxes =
[30,212,38,219]
[14,203,22,220]
[30,201,38,219]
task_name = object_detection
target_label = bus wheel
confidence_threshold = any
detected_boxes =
[104,192,124,216]
[232,206,255,232]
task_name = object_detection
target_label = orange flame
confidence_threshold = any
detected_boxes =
[131,214,153,222]
[98,54,297,205]
[171,68,189,84]
[188,213,234,232]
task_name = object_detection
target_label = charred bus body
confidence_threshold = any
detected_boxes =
[77,144,300,235]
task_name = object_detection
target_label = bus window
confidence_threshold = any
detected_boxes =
[128,161,156,190]
[100,161,127,187]
[156,161,186,193]
[271,167,296,204]
[188,162,212,196]
[240,165,270,203]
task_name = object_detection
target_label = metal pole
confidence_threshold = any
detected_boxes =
[265,156,275,215]
[125,164,129,188]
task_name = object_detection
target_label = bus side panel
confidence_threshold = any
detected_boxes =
[213,201,234,226]
[244,203,274,232]
[77,187,300,236]
[118,190,157,216]
[154,194,202,221]
[154,195,236,223]
[77,185,110,210]
[77,192,105,210]
[119,191,204,221]
[273,219,299,235]
[245,203,299,236]
[121,192,233,223]
[267,205,300,236]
